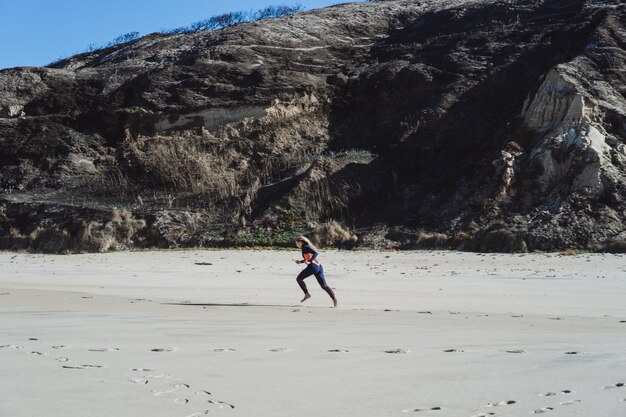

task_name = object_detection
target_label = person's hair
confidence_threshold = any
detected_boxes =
[296,236,317,250]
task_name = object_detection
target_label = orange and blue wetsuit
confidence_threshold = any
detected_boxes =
[296,245,336,300]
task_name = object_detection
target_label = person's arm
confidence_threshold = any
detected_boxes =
[295,248,306,264]
[308,247,319,263]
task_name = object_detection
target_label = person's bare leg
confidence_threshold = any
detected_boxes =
[301,293,311,302]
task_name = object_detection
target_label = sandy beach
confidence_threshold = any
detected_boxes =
[1,249,625,417]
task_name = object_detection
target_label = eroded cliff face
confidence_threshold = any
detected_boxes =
[0,0,625,252]
[479,65,626,251]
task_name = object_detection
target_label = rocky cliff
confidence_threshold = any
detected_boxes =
[1,0,625,252]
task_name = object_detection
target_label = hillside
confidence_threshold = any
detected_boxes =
[1,0,625,252]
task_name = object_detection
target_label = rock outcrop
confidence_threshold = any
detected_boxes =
[0,0,625,252]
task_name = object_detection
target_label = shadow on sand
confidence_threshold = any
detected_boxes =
[163,302,299,308]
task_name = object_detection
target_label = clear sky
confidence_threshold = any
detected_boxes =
[0,0,362,70]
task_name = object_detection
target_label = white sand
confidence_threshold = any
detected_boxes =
[1,249,625,417]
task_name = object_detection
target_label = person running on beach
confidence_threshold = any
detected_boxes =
[294,236,338,308]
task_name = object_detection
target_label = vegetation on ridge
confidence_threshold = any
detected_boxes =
[75,4,304,56]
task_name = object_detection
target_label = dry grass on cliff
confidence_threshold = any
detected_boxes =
[80,209,146,252]
[128,138,239,198]
[310,220,358,247]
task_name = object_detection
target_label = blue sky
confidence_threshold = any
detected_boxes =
[0,0,361,70]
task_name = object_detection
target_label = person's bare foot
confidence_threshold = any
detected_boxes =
[300,293,311,303]
[332,298,338,308]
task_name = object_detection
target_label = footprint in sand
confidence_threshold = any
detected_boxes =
[213,348,236,352]
[88,348,120,352]
[52,345,67,349]
[140,380,234,410]
[195,390,234,408]
[532,407,554,414]
[402,406,442,413]
[130,368,153,372]
[539,390,576,399]
[151,383,190,396]
[207,399,235,409]
[602,382,624,389]
[55,357,69,362]
[385,348,410,354]
[179,391,234,413]
[0,345,24,351]
[151,347,177,352]
[487,400,516,407]
[130,374,169,384]
[471,413,495,417]
[559,400,581,405]
[503,349,525,354]
[269,347,292,352]
[63,364,103,369]
[185,412,210,417]
[443,349,464,353]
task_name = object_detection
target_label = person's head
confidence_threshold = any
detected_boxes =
[295,236,316,250]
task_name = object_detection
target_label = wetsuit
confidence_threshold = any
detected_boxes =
[296,245,336,300]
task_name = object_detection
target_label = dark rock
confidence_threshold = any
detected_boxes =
[466,229,528,253]
[596,240,626,253]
